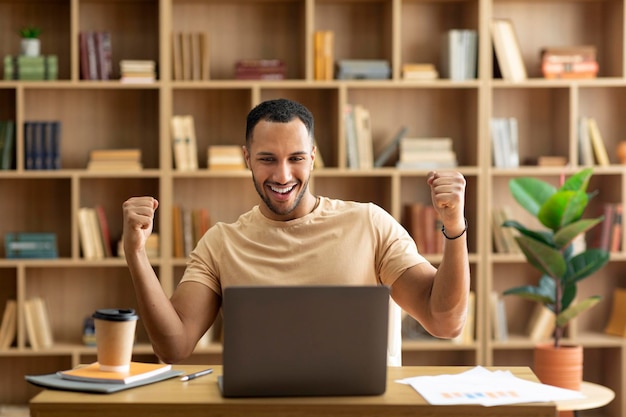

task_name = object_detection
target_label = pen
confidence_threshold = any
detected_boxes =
[180,368,213,382]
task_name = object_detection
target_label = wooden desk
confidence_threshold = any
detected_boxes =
[30,365,557,417]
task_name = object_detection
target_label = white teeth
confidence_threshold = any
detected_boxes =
[270,185,294,194]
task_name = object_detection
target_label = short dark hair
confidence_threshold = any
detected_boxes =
[245,98,314,146]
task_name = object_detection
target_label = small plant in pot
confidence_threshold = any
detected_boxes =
[502,167,609,390]
[19,25,42,57]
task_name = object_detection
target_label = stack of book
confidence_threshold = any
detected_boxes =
[396,137,457,170]
[402,63,438,81]
[541,46,598,79]
[24,121,62,170]
[234,59,286,80]
[3,55,58,80]
[207,145,246,171]
[79,31,112,80]
[4,232,58,259]
[87,148,142,171]
[0,120,15,170]
[336,59,390,80]
[119,60,156,83]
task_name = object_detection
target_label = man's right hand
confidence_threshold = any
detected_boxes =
[122,196,159,255]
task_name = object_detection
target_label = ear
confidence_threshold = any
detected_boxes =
[311,145,317,170]
[242,145,251,170]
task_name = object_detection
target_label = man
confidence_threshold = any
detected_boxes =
[123,98,469,365]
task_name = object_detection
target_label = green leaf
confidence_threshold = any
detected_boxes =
[553,218,603,248]
[538,190,588,230]
[502,220,553,246]
[556,296,601,327]
[503,285,554,304]
[515,235,566,278]
[563,249,610,285]
[509,177,555,217]
[559,168,592,193]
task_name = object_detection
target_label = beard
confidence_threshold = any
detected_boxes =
[251,172,310,217]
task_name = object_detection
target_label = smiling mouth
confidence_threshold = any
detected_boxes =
[269,184,295,194]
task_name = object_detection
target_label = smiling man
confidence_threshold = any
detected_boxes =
[122,98,470,365]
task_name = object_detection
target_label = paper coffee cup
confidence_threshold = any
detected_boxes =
[92,308,138,372]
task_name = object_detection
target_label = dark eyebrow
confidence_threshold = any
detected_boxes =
[255,151,310,157]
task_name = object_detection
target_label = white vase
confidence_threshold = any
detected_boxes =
[21,38,41,57]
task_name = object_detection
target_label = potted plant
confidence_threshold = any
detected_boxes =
[502,167,609,390]
[19,25,42,57]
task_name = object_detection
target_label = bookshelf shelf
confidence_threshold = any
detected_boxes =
[0,0,624,414]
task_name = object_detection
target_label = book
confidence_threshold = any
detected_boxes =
[314,30,334,80]
[527,303,555,341]
[396,137,457,169]
[199,32,210,81]
[90,148,141,161]
[587,117,610,166]
[0,300,17,350]
[77,207,99,259]
[353,104,374,169]
[343,104,360,169]
[373,126,408,167]
[0,120,15,169]
[27,297,54,349]
[541,45,598,79]
[490,19,527,82]
[234,59,286,80]
[171,32,182,81]
[207,145,245,170]
[578,116,594,165]
[170,115,190,170]
[336,59,390,80]
[95,205,114,257]
[182,115,199,170]
[58,361,172,384]
[4,232,58,259]
[27,369,184,393]
[490,117,519,168]
[604,287,626,337]
[402,63,438,81]
[490,292,508,341]
[95,31,113,80]
[441,29,478,80]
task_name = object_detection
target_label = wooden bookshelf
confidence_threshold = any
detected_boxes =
[0,0,624,415]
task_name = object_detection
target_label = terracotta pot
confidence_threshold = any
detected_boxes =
[533,343,583,391]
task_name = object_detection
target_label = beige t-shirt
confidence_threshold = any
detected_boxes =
[180,196,427,295]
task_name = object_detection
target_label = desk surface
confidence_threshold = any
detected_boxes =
[30,365,557,417]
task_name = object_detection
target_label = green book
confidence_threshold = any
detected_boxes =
[1,120,14,169]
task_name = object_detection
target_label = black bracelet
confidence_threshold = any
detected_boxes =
[441,218,468,240]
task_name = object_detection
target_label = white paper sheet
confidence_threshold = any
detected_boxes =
[396,366,585,406]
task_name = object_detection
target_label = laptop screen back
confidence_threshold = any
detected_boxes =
[220,285,390,397]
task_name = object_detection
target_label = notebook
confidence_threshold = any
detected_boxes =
[219,285,390,397]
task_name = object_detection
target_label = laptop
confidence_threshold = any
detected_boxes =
[219,285,390,397]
